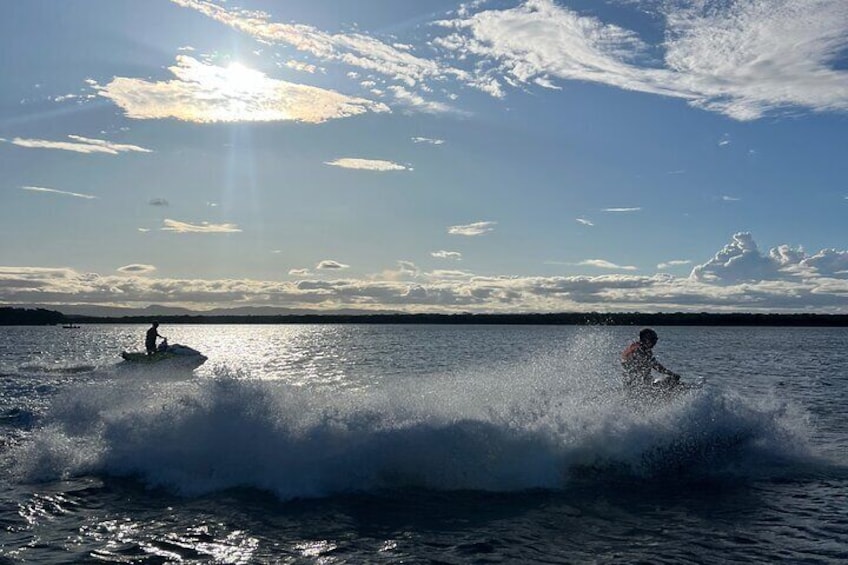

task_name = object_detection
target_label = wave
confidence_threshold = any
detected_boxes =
[18,363,98,376]
[5,350,828,501]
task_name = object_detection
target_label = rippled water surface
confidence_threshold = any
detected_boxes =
[2,324,847,563]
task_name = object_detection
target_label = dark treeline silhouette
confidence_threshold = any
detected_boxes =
[71,311,848,326]
[0,307,66,326]
[3,307,848,326]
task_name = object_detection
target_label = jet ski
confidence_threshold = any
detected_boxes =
[120,340,207,369]
[623,374,704,405]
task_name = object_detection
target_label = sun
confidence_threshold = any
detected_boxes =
[220,62,269,95]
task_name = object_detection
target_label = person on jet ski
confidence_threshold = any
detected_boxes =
[621,328,680,388]
[146,322,165,355]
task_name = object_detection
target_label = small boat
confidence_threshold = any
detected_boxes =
[120,342,207,370]
[62,324,81,329]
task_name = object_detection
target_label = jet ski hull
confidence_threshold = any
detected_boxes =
[120,346,207,369]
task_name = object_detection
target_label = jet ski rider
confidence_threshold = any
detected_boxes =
[146,321,165,355]
[621,328,680,388]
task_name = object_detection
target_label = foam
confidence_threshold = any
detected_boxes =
[8,333,823,500]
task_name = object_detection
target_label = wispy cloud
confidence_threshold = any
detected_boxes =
[448,221,496,236]
[576,218,594,226]
[602,207,641,213]
[577,259,638,271]
[317,260,349,270]
[657,259,692,270]
[389,85,457,114]
[412,136,445,145]
[289,268,311,277]
[169,0,467,100]
[436,0,848,120]
[117,264,156,274]
[92,56,389,124]
[324,158,410,171]
[161,219,242,233]
[721,195,741,202]
[171,0,848,121]
[20,186,97,200]
[2,135,151,155]
[431,250,463,260]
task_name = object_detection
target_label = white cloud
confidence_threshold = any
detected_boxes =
[170,0,467,92]
[602,207,641,213]
[578,259,638,271]
[576,218,594,226]
[93,56,389,124]
[3,233,848,313]
[412,136,446,145]
[20,186,97,200]
[317,260,349,270]
[436,0,848,120]
[431,250,463,260]
[388,85,457,114]
[171,0,848,121]
[798,248,848,277]
[289,268,311,277]
[448,221,496,236]
[117,264,156,274]
[688,232,839,283]
[721,195,741,202]
[657,259,692,270]
[2,135,151,155]
[284,60,318,74]
[324,158,410,171]
[161,219,242,233]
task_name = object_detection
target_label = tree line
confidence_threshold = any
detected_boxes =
[3,307,848,326]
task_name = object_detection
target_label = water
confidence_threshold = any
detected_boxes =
[1,324,846,563]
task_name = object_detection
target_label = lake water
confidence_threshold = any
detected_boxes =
[1,324,847,563]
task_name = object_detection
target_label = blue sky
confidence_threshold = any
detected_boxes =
[1,0,847,314]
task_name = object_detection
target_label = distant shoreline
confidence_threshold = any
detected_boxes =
[3,307,848,326]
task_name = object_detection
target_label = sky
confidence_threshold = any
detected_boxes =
[1,0,847,314]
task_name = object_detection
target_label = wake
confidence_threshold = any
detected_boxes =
[5,332,825,500]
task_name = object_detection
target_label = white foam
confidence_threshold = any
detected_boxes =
[8,332,821,499]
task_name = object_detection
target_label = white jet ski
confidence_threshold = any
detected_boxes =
[120,340,207,369]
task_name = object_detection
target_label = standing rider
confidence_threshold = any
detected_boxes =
[621,328,680,388]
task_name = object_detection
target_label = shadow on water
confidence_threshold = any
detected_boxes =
[89,474,772,540]
[7,458,848,564]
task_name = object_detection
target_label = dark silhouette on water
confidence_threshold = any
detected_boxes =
[2,307,848,327]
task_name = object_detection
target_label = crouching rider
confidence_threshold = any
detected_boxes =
[621,328,680,388]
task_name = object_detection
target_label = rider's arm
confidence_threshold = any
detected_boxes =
[652,358,680,380]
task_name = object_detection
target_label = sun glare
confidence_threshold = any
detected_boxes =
[222,62,268,94]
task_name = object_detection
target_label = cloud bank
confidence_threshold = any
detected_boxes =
[2,234,848,313]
